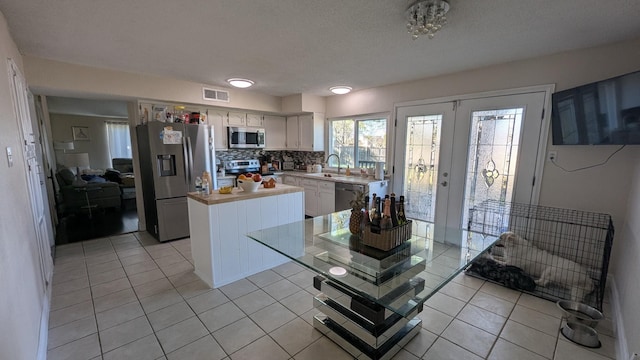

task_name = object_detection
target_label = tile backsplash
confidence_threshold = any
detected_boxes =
[216,150,326,167]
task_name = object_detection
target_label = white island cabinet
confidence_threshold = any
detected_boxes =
[188,184,304,288]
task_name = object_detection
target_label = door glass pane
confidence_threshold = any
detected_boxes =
[404,115,442,222]
[329,119,354,167]
[462,108,523,226]
[357,119,386,169]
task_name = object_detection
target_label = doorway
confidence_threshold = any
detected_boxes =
[39,96,139,243]
[392,87,551,241]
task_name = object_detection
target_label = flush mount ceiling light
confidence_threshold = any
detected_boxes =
[405,0,450,40]
[330,86,352,95]
[227,78,254,88]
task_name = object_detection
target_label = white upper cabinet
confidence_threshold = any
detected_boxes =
[286,113,324,151]
[246,113,264,127]
[286,116,300,149]
[264,115,286,150]
[227,112,246,126]
[207,109,228,150]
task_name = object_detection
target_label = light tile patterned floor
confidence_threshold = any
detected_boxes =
[48,232,617,360]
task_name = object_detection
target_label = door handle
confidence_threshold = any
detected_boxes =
[186,136,194,187]
[182,140,190,187]
[440,181,448,187]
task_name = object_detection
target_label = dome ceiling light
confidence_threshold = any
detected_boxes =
[330,86,352,95]
[227,78,254,88]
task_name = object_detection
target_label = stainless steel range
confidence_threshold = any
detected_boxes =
[223,159,275,177]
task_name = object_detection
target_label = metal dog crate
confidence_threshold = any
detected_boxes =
[466,200,614,310]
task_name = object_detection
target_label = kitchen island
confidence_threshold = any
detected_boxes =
[187,184,304,288]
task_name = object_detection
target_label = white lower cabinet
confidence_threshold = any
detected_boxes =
[300,178,335,217]
[300,179,318,217]
[317,181,335,216]
[283,175,299,186]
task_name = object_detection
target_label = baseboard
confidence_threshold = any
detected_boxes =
[609,275,629,360]
[36,292,50,360]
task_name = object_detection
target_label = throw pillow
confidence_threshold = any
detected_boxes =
[58,168,76,186]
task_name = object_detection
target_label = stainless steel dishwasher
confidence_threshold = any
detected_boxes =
[335,183,365,211]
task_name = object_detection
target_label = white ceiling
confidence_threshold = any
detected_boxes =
[1,0,640,98]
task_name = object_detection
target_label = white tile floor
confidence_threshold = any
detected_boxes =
[48,232,617,360]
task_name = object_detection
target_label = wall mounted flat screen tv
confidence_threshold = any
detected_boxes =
[551,70,640,145]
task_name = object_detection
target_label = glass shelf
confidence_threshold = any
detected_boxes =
[247,210,498,317]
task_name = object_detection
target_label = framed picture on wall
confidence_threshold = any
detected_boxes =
[72,126,90,141]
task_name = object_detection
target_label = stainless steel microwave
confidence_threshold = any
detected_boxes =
[227,127,265,149]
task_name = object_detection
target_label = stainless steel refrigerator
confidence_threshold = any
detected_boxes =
[137,122,217,242]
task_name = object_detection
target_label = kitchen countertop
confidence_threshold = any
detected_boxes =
[187,184,303,205]
[282,170,388,185]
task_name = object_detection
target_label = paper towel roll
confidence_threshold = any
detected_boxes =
[375,162,385,180]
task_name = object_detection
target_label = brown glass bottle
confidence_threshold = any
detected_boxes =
[363,195,370,227]
[380,195,392,230]
[371,197,382,233]
[390,193,399,227]
[369,193,377,222]
[397,195,407,224]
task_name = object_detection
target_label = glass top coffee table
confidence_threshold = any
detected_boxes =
[247,211,498,360]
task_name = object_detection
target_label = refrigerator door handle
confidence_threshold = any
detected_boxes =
[186,135,195,188]
[182,138,190,188]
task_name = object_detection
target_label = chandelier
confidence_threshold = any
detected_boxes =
[405,0,450,40]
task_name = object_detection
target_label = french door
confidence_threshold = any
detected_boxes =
[393,90,549,241]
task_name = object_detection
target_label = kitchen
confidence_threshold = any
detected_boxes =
[136,101,391,243]
[2,0,639,358]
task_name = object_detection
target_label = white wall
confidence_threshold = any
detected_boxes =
[23,56,282,114]
[0,11,48,360]
[611,154,640,358]
[50,113,123,170]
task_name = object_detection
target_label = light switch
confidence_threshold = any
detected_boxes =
[6,147,13,167]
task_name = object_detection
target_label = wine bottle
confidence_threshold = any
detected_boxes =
[369,193,377,222]
[371,197,382,233]
[363,195,370,227]
[380,195,392,230]
[397,195,407,224]
[390,193,399,227]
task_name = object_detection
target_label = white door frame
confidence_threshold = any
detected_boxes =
[7,59,54,284]
[390,85,555,215]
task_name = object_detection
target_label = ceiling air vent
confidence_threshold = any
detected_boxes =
[202,87,229,102]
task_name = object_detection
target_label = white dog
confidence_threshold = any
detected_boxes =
[491,231,594,302]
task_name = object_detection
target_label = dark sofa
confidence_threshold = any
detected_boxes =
[56,168,121,215]
[108,158,136,201]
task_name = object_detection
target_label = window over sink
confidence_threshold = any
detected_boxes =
[328,115,387,170]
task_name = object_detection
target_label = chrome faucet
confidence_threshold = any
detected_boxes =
[326,153,341,174]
